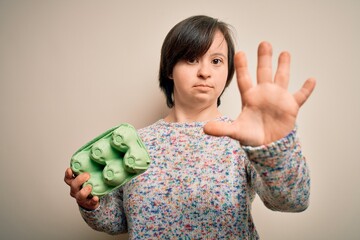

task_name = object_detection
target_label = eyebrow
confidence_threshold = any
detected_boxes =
[210,53,227,59]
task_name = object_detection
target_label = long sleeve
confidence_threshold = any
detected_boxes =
[74,118,309,238]
[79,187,128,234]
[243,128,310,212]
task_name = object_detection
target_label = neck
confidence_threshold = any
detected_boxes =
[164,104,222,123]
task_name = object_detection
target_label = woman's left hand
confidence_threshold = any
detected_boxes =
[204,41,316,146]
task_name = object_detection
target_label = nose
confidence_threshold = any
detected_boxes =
[197,62,211,79]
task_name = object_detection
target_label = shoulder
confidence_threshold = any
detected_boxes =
[137,119,165,142]
[217,115,233,123]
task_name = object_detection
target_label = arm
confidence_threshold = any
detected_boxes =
[243,128,310,212]
[79,188,128,234]
[203,42,314,211]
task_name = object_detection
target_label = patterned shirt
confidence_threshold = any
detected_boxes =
[80,116,310,239]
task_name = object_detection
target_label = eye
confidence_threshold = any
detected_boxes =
[212,58,223,65]
[186,58,199,64]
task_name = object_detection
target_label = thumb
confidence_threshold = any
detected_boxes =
[294,78,316,107]
[203,121,235,138]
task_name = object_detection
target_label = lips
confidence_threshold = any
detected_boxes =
[193,84,213,88]
[193,84,214,93]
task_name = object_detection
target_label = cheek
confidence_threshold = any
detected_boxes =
[217,69,229,89]
[173,66,194,85]
[172,64,188,81]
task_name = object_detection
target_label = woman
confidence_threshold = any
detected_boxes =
[65,15,316,239]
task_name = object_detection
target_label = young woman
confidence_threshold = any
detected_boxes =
[65,15,316,239]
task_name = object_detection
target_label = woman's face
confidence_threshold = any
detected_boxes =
[171,31,229,109]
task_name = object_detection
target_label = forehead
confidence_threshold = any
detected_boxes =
[208,31,228,55]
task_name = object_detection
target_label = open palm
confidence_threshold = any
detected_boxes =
[204,42,316,146]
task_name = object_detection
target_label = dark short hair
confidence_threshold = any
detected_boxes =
[159,15,236,108]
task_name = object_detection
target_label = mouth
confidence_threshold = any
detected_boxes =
[193,84,214,93]
[193,84,213,89]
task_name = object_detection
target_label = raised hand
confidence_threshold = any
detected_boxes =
[204,41,316,146]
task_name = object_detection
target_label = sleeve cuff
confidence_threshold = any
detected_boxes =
[242,128,297,161]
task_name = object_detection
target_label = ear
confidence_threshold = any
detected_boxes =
[168,74,173,79]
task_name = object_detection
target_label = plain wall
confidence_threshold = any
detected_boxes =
[1,0,359,239]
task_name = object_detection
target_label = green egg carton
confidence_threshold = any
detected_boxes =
[70,123,151,196]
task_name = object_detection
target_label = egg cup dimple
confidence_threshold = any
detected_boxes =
[70,123,151,196]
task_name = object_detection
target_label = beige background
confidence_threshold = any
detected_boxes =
[1,0,359,239]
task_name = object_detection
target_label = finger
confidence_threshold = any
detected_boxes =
[203,121,236,139]
[76,184,93,202]
[257,41,273,84]
[274,51,291,89]
[70,172,90,197]
[64,168,74,186]
[235,51,253,94]
[293,78,316,107]
[79,195,100,210]
[90,196,100,206]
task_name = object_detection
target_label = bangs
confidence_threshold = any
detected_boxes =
[175,20,217,61]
